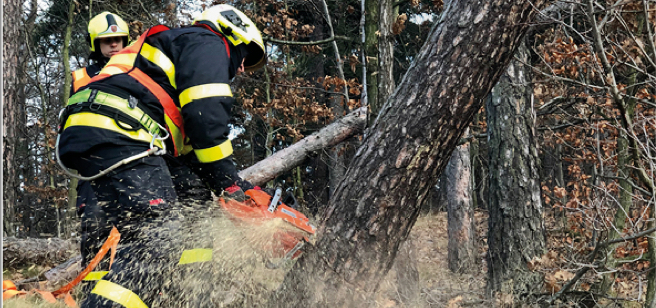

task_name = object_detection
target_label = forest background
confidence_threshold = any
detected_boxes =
[2,0,655,307]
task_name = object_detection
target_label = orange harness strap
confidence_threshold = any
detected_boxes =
[3,227,120,307]
[126,68,185,154]
[88,25,186,156]
[52,226,120,297]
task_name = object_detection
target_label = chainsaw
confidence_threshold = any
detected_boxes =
[218,188,315,268]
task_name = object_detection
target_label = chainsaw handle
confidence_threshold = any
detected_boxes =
[267,188,282,213]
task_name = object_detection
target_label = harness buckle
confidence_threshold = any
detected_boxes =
[89,102,102,111]
[128,96,138,109]
[72,103,84,113]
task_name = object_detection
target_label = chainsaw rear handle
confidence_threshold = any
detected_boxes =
[267,188,282,213]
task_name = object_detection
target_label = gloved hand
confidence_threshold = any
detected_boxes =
[223,179,259,202]
[223,184,246,202]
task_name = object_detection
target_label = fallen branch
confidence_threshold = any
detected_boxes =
[3,236,77,267]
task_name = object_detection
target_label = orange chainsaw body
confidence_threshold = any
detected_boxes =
[218,189,315,259]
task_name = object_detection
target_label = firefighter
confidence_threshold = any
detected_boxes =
[71,12,130,94]
[71,11,130,289]
[56,4,266,307]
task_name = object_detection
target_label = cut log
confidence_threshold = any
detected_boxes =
[15,255,82,291]
[3,237,77,267]
[240,106,367,186]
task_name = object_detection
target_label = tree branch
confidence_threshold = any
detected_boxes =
[263,35,352,46]
[548,225,656,303]
[393,0,410,8]
[239,107,367,186]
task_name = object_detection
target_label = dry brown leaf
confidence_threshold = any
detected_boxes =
[447,295,463,308]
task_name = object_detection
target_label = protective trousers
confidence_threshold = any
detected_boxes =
[74,149,216,308]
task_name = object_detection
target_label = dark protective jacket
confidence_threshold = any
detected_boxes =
[59,24,246,190]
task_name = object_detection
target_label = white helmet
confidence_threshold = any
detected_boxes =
[194,4,265,72]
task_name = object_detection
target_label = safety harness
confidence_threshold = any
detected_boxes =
[57,25,182,180]
[89,25,189,156]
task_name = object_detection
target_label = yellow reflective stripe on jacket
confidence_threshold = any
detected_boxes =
[178,248,213,265]
[83,271,109,281]
[100,65,129,76]
[164,116,185,156]
[140,43,176,89]
[106,53,137,67]
[91,280,148,308]
[194,140,233,163]
[179,84,232,108]
[64,113,163,148]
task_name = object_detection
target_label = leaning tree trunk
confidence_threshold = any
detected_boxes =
[372,1,421,302]
[3,0,22,237]
[446,129,477,274]
[486,41,546,304]
[269,0,544,306]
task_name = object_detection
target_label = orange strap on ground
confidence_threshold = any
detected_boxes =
[5,227,121,307]
[52,226,120,297]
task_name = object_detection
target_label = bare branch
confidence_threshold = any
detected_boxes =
[239,107,367,186]
[263,35,352,46]
[549,225,656,303]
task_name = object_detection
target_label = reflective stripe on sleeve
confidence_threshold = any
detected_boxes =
[83,271,109,281]
[179,84,232,108]
[178,248,213,265]
[140,43,176,89]
[91,280,148,308]
[194,140,233,163]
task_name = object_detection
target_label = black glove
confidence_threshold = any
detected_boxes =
[223,179,256,202]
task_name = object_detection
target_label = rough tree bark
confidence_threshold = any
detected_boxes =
[3,0,22,237]
[369,0,397,118]
[486,41,545,303]
[373,1,422,303]
[446,129,477,274]
[269,0,544,305]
